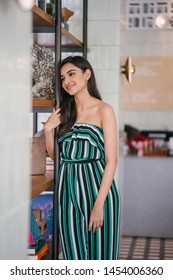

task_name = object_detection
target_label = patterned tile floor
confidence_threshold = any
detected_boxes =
[118,236,173,260]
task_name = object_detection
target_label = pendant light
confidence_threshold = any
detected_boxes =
[17,0,35,11]
[155,14,173,29]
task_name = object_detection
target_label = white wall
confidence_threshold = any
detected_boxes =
[87,0,120,120]
[0,1,31,259]
[87,0,121,149]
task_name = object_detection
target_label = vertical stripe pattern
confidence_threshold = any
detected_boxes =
[57,123,120,260]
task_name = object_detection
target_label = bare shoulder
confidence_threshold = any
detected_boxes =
[98,101,116,117]
[97,101,117,129]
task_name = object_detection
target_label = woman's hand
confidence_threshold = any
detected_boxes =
[88,204,103,233]
[44,108,61,133]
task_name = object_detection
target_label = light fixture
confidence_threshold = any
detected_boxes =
[155,14,173,29]
[121,56,135,83]
[17,0,35,11]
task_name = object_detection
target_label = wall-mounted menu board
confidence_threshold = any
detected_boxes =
[126,0,173,29]
[120,57,173,110]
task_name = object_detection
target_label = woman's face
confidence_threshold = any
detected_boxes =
[60,63,90,96]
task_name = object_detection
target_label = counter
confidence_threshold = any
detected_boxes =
[122,156,173,238]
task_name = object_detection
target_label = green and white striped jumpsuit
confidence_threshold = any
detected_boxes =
[57,123,120,260]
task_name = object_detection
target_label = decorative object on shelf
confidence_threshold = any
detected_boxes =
[38,0,46,11]
[61,7,74,30]
[46,1,55,17]
[31,44,55,99]
[31,136,46,175]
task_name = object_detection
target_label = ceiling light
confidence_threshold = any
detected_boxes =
[17,0,35,11]
[155,14,173,29]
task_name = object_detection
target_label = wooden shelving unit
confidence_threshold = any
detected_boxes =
[31,1,87,259]
[32,4,84,111]
[31,171,54,199]
[32,4,83,48]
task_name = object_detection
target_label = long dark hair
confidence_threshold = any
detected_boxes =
[57,56,102,138]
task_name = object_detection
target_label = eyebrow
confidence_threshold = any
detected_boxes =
[61,69,76,79]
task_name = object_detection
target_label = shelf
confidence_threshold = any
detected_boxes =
[32,5,83,49]
[31,171,54,198]
[32,99,55,113]
[32,5,54,27]
[32,99,54,107]
[61,26,83,48]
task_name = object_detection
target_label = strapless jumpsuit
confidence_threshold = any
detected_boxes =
[57,123,120,260]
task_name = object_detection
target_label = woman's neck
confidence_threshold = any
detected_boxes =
[74,92,94,111]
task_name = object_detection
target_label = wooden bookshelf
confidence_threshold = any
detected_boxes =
[32,5,83,48]
[31,171,54,198]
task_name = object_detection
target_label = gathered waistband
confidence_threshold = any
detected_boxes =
[61,158,103,164]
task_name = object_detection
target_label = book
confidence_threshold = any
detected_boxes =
[29,207,41,245]
[46,157,54,171]
[27,238,46,254]
[31,191,53,240]
[28,243,48,260]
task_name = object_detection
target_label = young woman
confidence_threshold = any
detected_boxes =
[44,56,120,260]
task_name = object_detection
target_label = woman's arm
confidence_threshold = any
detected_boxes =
[88,104,118,232]
[44,108,61,160]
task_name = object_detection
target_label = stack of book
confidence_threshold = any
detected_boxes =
[46,156,54,171]
[28,238,48,260]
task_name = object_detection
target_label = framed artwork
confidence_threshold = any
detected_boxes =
[31,191,53,240]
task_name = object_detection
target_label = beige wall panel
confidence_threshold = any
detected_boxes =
[121,57,173,110]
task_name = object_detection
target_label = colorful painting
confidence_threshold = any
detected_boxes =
[31,191,53,240]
